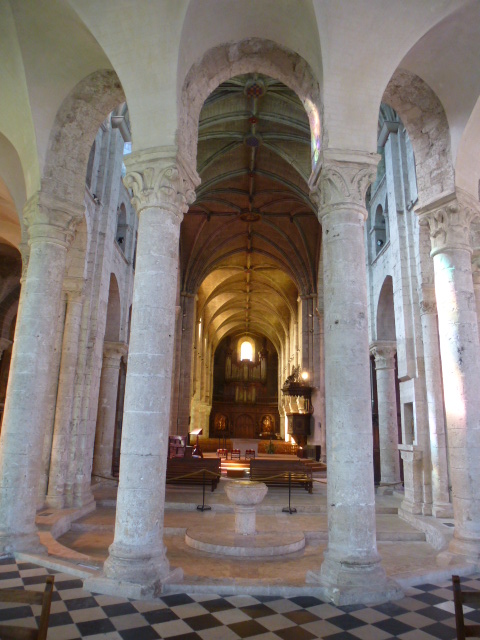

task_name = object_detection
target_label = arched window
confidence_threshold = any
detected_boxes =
[116,204,127,253]
[240,341,253,361]
[374,204,387,255]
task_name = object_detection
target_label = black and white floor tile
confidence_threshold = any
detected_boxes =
[0,558,476,638]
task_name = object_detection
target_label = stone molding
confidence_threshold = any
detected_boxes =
[18,242,30,282]
[310,149,380,221]
[398,443,423,462]
[370,341,397,370]
[472,250,480,285]
[416,192,480,257]
[419,298,437,316]
[102,341,128,367]
[63,276,85,302]
[23,192,85,248]
[419,285,437,316]
[123,147,197,222]
[378,121,400,147]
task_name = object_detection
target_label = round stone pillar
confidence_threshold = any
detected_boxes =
[0,192,83,553]
[46,281,84,508]
[175,293,196,434]
[307,150,401,604]
[417,192,480,559]
[370,342,400,489]
[86,150,197,599]
[472,252,480,341]
[419,289,452,517]
[92,341,128,479]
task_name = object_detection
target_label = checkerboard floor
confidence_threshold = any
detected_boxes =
[0,558,476,639]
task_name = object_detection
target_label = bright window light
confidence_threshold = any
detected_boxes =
[240,341,253,361]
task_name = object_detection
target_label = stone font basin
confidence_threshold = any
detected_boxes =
[224,480,268,506]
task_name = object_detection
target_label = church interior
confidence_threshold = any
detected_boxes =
[2,0,480,629]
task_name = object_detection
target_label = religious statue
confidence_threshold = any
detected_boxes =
[215,414,227,432]
[261,414,274,434]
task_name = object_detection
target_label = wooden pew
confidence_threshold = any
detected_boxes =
[452,574,480,639]
[300,459,327,473]
[249,459,313,493]
[166,457,221,491]
[0,575,54,640]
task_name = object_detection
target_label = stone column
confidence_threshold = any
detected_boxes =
[169,304,182,435]
[317,309,327,462]
[92,341,128,478]
[86,149,196,599]
[45,280,84,508]
[38,296,65,506]
[398,444,424,513]
[175,293,196,434]
[307,150,401,604]
[472,251,480,340]
[0,192,83,553]
[370,342,401,489]
[417,191,480,559]
[419,289,452,517]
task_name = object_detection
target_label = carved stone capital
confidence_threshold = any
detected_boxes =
[103,341,128,367]
[419,286,437,316]
[419,298,437,316]
[370,341,396,370]
[123,147,197,222]
[310,149,380,221]
[472,250,480,285]
[416,192,479,257]
[18,241,30,282]
[23,192,85,248]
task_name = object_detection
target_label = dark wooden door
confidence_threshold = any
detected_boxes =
[235,414,255,438]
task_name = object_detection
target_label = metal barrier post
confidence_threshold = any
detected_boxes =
[282,472,297,514]
[197,469,212,511]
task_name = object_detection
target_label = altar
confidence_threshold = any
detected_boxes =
[232,439,259,457]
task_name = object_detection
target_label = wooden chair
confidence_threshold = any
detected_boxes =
[216,448,227,459]
[245,449,255,460]
[0,574,55,640]
[452,574,480,639]
[230,449,241,460]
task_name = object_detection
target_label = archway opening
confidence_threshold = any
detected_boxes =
[104,273,121,343]
[178,72,321,445]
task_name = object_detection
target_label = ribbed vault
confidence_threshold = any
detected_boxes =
[180,74,320,353]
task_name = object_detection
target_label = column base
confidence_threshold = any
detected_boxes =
[99,541,179,599]
[0,532,46,556]
[306,554,403,605]
[84,567,183,600]
[72,482,95,509]
[422,503,433,516]
[399,500,423,516]
[45,493,66,510]
[377,484,398,496]
[448,535,480,561]
[432,503,454,519]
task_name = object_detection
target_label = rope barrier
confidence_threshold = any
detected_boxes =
[166,468,221,482]
[249,471,311,483]
[166,467,221,511]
